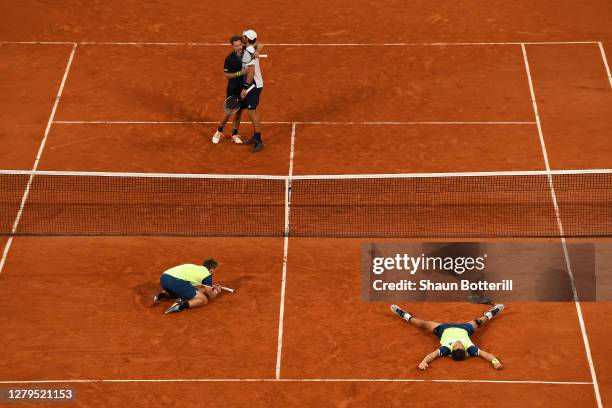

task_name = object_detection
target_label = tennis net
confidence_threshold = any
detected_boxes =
[1,169,611,237]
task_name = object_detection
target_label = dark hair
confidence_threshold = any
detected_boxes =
[451,348,466,361]
[203,258,218,270]
[229,35,242,44]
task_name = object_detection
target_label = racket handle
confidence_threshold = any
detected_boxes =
[259,54,268,58]
[245,84,255,95]
[201,284,235,293]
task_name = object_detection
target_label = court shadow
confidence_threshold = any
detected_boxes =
[131,86,213,122]
[133,280,161,308]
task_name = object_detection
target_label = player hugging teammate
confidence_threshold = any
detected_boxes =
[212,29,264,152]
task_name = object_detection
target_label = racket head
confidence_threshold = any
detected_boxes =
[224,95,241,114]
[466,294,493,305]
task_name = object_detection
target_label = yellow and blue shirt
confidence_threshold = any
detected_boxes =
[436,324,480,357]
[163,264,213,287]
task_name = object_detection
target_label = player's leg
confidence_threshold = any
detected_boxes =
[153,289,170,303]
[186,290,209,308]
[163,277,201,314]
[156,274,180,304]
[212,113,232,144]
[245,109,263,151]
[243,88,263,152]
[230,109,244,143]
[467,304,505,330]
[390,305,441,331]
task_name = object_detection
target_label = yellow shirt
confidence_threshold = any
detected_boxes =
[163,264,211,287]
[440,328,476,351]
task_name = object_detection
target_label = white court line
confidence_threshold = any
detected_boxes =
[0,43,77,275]
[597,42,612,89]
[0,40,601,46]
[275,122,297,379]
[0,41,76,45]
[521,43,602,408]
[0,378,593,385]
[53,120,536,125]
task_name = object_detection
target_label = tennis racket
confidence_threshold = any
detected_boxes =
[466,294,493,305]
[223,83,255,115]
[200,284,235,293]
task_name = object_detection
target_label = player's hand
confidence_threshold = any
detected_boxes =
[417,362,429,370]
[213,284,222,293]
[241,90,247,98]
[491,358,503,370]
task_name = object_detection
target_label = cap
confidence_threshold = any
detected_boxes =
[243,29,257,41]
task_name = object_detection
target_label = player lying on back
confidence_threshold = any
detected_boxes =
[153,258,223,314]
[391,304,505,370]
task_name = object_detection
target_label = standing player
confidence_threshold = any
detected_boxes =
[212,35,247,144]
[153,259,223,314]
[390,304,505,370]
[241,29,265,152]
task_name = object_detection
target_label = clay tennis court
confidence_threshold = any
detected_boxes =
[1,1,611,407]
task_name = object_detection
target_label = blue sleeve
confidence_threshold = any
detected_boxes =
[202,275,213,286]
[467,346,479,357]
[439,346,451,356]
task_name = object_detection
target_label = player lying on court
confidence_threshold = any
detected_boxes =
[153,259,224,314]
[391,304,505,370]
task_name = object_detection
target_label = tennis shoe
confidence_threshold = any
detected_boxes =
[212,130,224,144]
[243,136,256,145]
[165,298,187,314]
[485,304,504,320]
[391,304,411,321]
[252,140,264,152]
[230,134,243,144]
[153,291,167,303]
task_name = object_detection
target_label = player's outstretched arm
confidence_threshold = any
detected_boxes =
[418,350,440,370]
[479,350,503,370]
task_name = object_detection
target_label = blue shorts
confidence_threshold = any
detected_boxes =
[240,87,262,110]
[160,274,197,301]
[433,323,475,338]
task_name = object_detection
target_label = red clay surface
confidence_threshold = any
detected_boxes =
[1,1,611,44]
[1,2,611,407]
[292,124,544,175]
[0,237,283,380]
[56,45,534,122]
[2,381,597,408]
[0,44,73,169]
[280,238,592,381]
[525,44,612,169]
[40,123,292,174]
